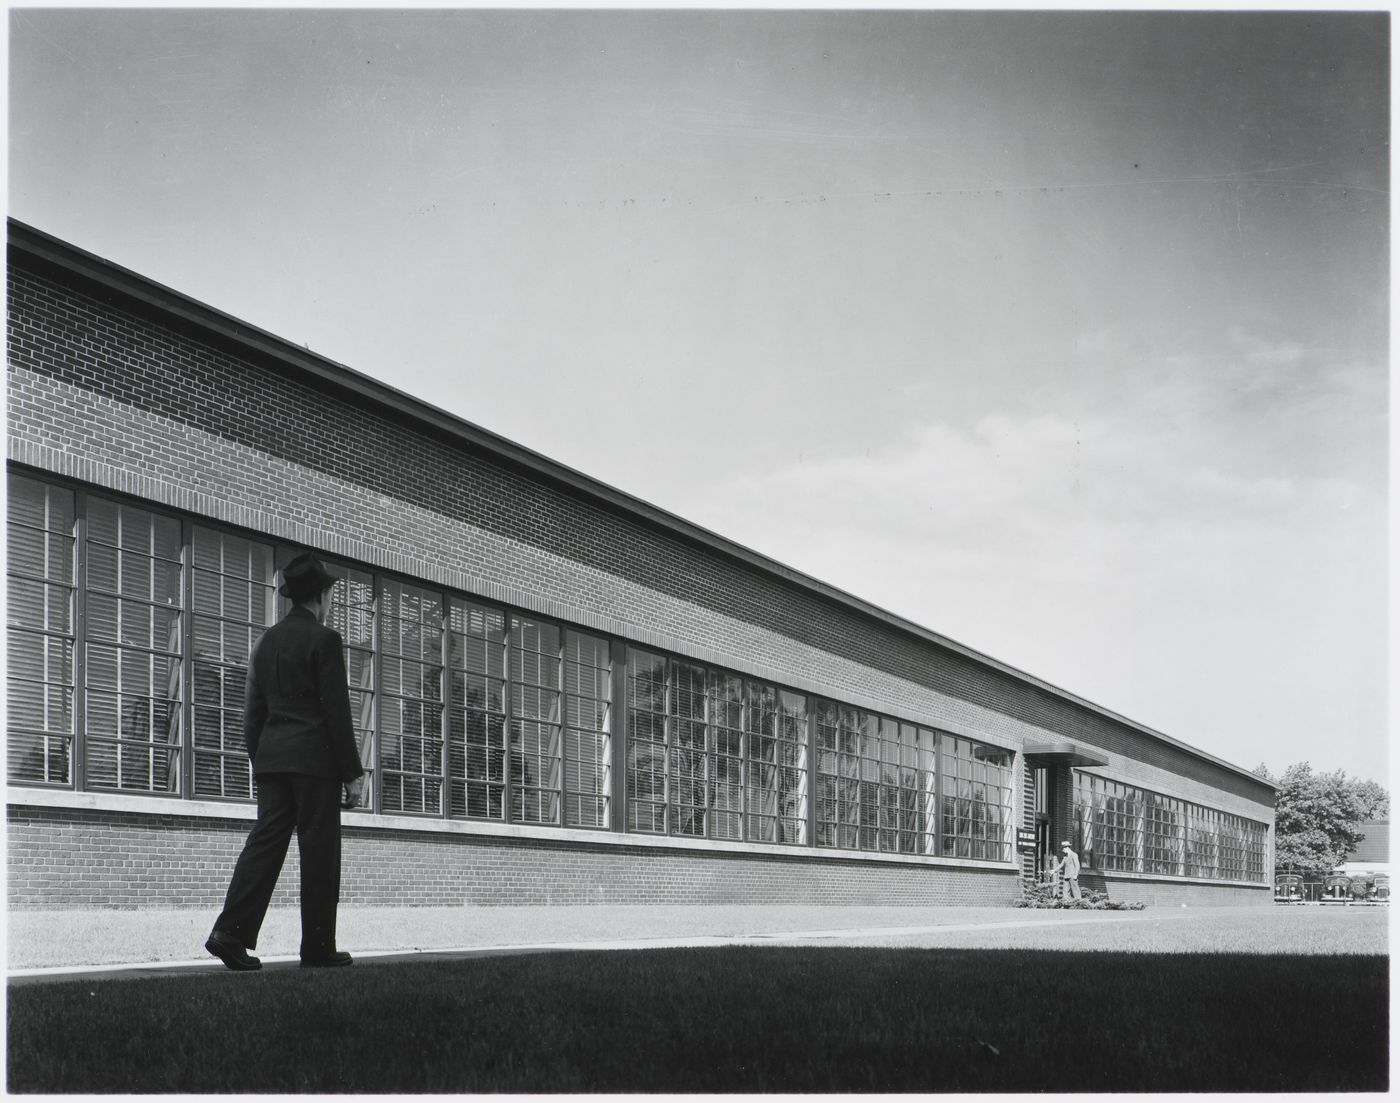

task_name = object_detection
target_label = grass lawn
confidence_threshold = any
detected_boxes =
[7,946,1388,1093]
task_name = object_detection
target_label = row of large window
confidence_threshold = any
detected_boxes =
[6,474,615,824]
[1072,772,1268,882]
[6,473,1017,861]
[626,651,1015,859]
[10,472,1268,878]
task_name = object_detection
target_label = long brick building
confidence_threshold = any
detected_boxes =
[5,219,1275,910]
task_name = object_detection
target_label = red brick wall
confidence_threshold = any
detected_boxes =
[1080,873,1270,908]
[7,804,1020,909]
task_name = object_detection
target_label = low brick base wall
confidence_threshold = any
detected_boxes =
[1080,872,1270,907]
[8,804,1026,909]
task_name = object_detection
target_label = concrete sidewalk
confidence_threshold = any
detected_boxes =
[8,903,1386,981]
[7,904,1150,977]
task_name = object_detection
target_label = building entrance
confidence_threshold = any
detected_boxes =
[1032,767,1051,878]
[1035,817,1052,879]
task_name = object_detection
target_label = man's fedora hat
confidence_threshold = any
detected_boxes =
[279,552,340,599]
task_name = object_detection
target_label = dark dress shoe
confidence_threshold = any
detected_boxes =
[300,951,353,968]
[206,931,261,971]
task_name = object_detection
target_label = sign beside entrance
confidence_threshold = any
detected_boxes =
[1016,828,1037,852]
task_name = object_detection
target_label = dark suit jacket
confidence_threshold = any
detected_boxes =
[244,606,365,782]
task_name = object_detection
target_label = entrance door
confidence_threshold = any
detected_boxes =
[1032,767,1051,878]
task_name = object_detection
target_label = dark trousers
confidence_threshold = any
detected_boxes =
[213,772,342,959]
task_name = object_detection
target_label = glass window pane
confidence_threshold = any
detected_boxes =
[377,578,446,816]
[564,630,610,828]
[190,528,274,799]
[78,497,185,795]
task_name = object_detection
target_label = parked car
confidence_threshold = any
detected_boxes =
[1321,873,1355,903]
[1273,873,1304,904]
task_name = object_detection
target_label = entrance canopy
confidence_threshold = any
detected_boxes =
[1023,742,1109,768]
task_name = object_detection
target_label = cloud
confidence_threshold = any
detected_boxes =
[681,400,1386,776]
[699,402,1374,555]
[1032,324,1387,493]
[1227,325,1308,368]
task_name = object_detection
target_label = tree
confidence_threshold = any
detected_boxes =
[1258,762,1389,873]
[1352,777,1390,821]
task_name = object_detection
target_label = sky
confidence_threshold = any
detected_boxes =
[6,5,1390,784]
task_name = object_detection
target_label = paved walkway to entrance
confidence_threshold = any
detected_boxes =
[8,902,1385,983]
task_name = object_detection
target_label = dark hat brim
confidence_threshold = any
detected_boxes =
[279,554,341,597]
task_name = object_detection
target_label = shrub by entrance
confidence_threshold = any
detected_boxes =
[1014,879,1146,910]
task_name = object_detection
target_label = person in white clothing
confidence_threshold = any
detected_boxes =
[1053,840,1082,901]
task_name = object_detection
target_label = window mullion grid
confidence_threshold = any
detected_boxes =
[217,540,247,796]
[778,697,789,845]
[422,591,444,817]
[8,502,78,789]
[852,714,864,852]
[71,489,88,792]
[916,729,929,857]
[1135,787,1145,873]
[837,710,849,850]
[439,591,450,820]
[846,709,861,851]
[1097,781,1107,870]
[812,702,826,848]
[744,687,756,844]
[886,724,896,854]
[379,580,397,814]
[709,674,720,840]
[601,643,614,828]
[881,720,892,853]
[57,501,77,788]
[609,640,627,833]
[868,720,880,853]
[731,682,742,842]
[797,697,810,847]
[7,509,80,784]
[933,731,943,858]
[1081,774,1091,866]
[509,615,520,823]
[737,681,748,844]
[178,517,193,800]
[368,574,382,817]
[552,630,564,827]
[761,685,774,845]
[444,602,460,819]
[662,658,672,836]
[1188,804,1197,876]
[85,505,178,794]
[743,682,753,843]
[1171,799,1180,874]
[802,695,816,848]
[829,704,845,849]
[860,716,872,853]
[147,539,158,792]
[701,670,712,841]
[922,730,935,857]
[551,632,562,823]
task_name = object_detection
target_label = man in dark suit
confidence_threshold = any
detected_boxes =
[206,552,366,970]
